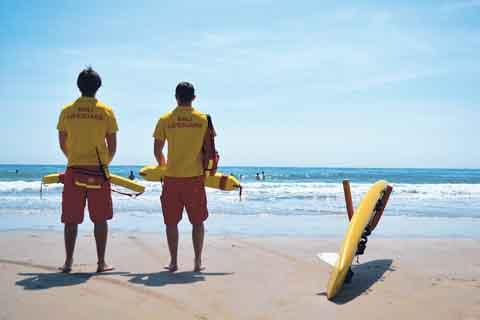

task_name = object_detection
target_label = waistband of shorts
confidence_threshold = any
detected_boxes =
[164,176,204,183]
[67,166,104,176]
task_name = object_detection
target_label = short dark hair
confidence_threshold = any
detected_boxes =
[77,67,102,96]
[175,82,195,104]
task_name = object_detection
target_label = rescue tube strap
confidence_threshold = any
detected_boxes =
[112,188,143,198]
[96,147,110,181]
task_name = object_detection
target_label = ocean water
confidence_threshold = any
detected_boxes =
[0,165,479,237]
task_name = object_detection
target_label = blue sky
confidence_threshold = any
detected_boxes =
[1,0,479,168]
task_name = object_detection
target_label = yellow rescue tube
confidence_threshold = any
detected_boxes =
[139,165,241,191]
[42,173,61,184]
[42,173,145,194]
[205,173,241,191]
[109,175,145,193]
[139,165,166,181]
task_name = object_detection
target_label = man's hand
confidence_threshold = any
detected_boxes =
[154,139,166,166]
[106,133,117,164]
[58,131,68,158]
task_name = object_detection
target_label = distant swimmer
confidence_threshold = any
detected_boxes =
[15,169,19,174]
[261,171,265,180]
[256,172,260,180]
[128,170,135,180]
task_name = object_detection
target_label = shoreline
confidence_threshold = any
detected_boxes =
[2,212,480,238]
[1,228,480,240]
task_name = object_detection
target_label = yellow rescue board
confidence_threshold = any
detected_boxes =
[139,165,241,191]
[42,173,145,194]
[325,180,388,299]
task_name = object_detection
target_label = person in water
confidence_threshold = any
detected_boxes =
[128,170,135,180]
[153,82,210,272]
[57,67,118,273]
[256,172,260,180]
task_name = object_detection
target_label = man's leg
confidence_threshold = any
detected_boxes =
[165,224,179,272]
[161,177,182,272]
[62,223,77,272]
[61,169,85,273]
[94,221,114,272]
[88,177,114,273]
[192,222,204,272]
[185,177,208,272]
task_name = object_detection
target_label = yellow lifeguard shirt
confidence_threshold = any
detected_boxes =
[153,106,208,177]
[57,97,118,166]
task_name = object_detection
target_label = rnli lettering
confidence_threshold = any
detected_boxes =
[177,116,192,121]
[78,107,93,113]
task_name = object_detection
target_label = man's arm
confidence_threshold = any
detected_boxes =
[154,139,166,166]
[58,131,68,158]
[106,133,117,163]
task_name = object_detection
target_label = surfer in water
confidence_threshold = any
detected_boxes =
[153,82,211,272]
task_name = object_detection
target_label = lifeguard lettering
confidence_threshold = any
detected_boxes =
[168,122,202,129]
[66,113,105,121]
[177,116,192,121]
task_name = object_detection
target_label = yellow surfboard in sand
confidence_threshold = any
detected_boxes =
[318,180,389,300]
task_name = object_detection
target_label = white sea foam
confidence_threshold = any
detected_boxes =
[2,180,480,200]
[1,180,480,218]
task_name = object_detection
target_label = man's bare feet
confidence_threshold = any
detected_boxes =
[164,263,178,272]
[96,262,115,273]
[59,260,73,273]
[194,258,204,272]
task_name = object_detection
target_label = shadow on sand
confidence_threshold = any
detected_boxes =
[319,259,395,304]
[124,271,234,287]
[16,272,128,290]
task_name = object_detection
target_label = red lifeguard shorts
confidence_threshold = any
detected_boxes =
[161,176,208,225]
[61,167,113,224]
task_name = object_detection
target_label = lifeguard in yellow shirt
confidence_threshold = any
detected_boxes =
[153,82,210,272]
[57,67,118,273]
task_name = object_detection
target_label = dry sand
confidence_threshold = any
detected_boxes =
[1,231,479,320]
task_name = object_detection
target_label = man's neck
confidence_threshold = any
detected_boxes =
[178,104,192,108]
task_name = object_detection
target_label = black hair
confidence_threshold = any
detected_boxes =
[77,66,102,96]
[175,81,195,105]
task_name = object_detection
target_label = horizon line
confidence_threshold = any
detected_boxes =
[0,163,479,170]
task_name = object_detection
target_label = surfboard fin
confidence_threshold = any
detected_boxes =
[317,252,339,267]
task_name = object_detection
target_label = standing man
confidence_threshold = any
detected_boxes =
[153,82,210,272]
[57,67,118,273]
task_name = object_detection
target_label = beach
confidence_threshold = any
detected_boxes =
[1,231,479,320]
[1,165,480,319]
[3,0,480,317]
